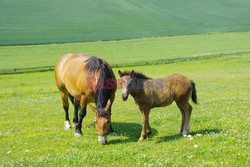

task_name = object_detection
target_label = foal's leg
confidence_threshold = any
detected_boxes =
[178,108,185,135]
[74,96,87,137]
[184,103,192,134]
[60,91,71,130]
[178,103,192,135]
[139,108,150,141]
[146,124,152,136]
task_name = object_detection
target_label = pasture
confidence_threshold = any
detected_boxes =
[1,0,250,166]
[0,55,249,166]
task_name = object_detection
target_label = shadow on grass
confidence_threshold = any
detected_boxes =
[156,128,223,143]
[108,122,158,144]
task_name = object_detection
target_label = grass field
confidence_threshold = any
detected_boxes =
[1,32,250,70]
[1,1,250,165]
[0,55,249,166]
[1,0,250,45]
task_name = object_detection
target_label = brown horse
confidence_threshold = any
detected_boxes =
[55,54,116,144]
[118,70,197,141]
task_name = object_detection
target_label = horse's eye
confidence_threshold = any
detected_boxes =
[94,120,97,124]
[106,119,110,123]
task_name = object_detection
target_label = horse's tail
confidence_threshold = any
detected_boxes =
[85,56,114,116]
[191,80,198,104]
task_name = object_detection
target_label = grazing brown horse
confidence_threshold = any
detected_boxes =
[118,70,197,141]
[55,54,116,144]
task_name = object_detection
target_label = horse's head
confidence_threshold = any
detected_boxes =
[118,70,135,101]
[89,104,111,144]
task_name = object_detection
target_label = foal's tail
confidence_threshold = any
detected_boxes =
[191,80,198,104]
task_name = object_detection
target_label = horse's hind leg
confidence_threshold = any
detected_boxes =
[60,91,72,130]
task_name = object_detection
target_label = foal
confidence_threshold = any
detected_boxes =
[118,70,197,141]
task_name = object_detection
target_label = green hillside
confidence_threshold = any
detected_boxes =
[0,0,250,45]
[0,32,250,70]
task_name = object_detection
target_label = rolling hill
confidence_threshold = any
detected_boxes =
[0,0,250,45]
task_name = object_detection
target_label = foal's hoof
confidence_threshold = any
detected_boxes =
[74,133,82,137]
[181,130,189,136]
[138,136,145,141]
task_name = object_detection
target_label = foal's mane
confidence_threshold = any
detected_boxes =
[120,70,151,79]
[85,56,114,116]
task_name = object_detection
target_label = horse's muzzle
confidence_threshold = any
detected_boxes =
[122,94,128,101]
[98,135,107,145]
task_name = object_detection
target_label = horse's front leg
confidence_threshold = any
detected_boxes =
[108,108,115,134]
[139,107,150,141]
[60,91,72,130]
[74,96,87,137]
[73,100,80,128]
[108,94,115,134]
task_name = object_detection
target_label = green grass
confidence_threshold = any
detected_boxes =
[1,0,250,45]
[1,32,250,70]
[0,56,249,166]
[1,0,249,165]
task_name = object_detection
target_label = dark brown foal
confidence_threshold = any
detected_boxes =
[118,70,197,141]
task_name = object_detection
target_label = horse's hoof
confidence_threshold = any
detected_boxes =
[64,121,72,130]
[74,133,82,137]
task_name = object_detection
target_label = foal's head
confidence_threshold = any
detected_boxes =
[118,70,135,101]
[118,70,150,100]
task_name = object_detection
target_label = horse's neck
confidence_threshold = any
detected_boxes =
[130,78,148,101]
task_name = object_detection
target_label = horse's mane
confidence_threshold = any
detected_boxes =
[85,56,114,116]
[120,70,151,79]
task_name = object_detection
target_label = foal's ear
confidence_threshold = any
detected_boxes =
[89,104,96,113]
[118,70,123,77]
[130,70,135,77]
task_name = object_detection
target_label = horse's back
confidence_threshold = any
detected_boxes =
[150,74,191,106]
[55,54,91,98]
[55,54,89,73]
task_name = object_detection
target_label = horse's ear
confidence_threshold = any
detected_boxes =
[89,104,96,113]
[130,70,135,77]
[118,70,123,77]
